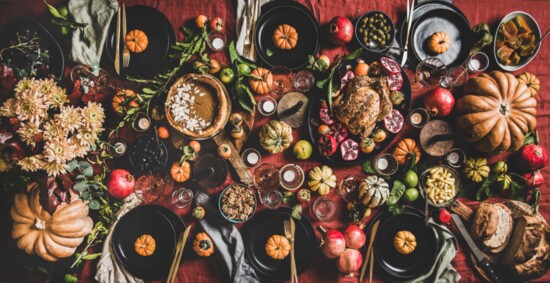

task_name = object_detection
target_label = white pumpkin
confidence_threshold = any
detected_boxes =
[358,175,389,208]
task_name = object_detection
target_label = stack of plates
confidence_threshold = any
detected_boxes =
[112,205,187,280]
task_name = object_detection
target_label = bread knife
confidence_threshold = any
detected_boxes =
[451,214,503,283]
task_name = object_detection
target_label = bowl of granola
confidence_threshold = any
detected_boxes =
[218,183,257,223]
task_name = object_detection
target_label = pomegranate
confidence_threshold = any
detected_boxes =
[522,171,544,189]
[387,72,403,91]
[330,123,348,143]
[438,209,451,224]
[424,88,455,117]
[383,109,404,134]
[319,108,335,125]
[318,135,338,157]
[337,248,363,276]
[518,144,548,171]
[321,229,346,258]
[380,57,401,74]
[327,16,354,46]
[340,70,355,91]
[344,224,366,249]
[340,139,359,161]
[107,169,135,199]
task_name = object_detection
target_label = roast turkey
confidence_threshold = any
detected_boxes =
[333,76,392,138]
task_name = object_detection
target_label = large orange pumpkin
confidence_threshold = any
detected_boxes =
[10,184,93,262]
[455,71,537,153]
[392,138,421,166]
[249,68,273,95]
[125,30,149,53]
[272,24,298,50]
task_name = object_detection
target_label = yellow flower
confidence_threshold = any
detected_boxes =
[81,102,105,129]
[43,120,68,141]
[44,137,75,164]
[47,86,68,109]
[56,106,82,132]
[0,155,13,172]
[14,78,35,94]
[17,155,46,172]
[16,121,41,146]
[14,90,48,123]
[44,162,69,177]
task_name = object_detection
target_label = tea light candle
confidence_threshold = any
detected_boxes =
[246,151,260,166]
[377,157,389,170]
[212,38,224,50]
[262,100,275,113]
[283,170,296,183]
[447,152,460,164]
[410,112,423,125]
[138,117,150,130]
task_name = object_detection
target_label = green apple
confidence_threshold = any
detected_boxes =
[220,67,235,84]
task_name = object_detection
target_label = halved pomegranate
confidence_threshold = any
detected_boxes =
[319,108,335,125]
[387,73,403,91]
[384,109,404,134]
[319,135,338,157]
[380,57,401,74]
[330,123,348,143]
[340,70,355,91]
[340,139,359,161]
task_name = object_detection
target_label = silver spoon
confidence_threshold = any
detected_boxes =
[367,41,408,52]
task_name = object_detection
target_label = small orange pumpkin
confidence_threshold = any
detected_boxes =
[249,68,273,95]
[265,235,290,260]
[517,72,540,97]
[125,30,149,53]
[193,232,215,257]
[392,138,421,166]
[272,24,298,50]
[170,161,191,183]
[112,89,139,116]
[134,234,156,256]
[428,32,451,54]
[393,230,416,255]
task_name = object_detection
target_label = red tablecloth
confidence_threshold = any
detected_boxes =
[0,0,549,282]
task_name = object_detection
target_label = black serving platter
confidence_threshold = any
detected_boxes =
[307,52,412,166]
[254,1,319,70]
[243,207,316,280]
[365,207,438,281]
[112,205,187,280]
[0,17,65,79]
[398,1,468,67]
[104,5,175,77]
[410,8,473,67]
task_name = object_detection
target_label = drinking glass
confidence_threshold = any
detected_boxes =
[262,190,283,210]
[415,57,447,87]
[135,175,164,203]
[465,52,490,73]
[269,66,293,97]
[313,197,337,222]
[373,154,399,176]
[441,66,469,89]
[241,148,262,168]
[171,188,194,209]
[257,96,277,116]
[293,70,315,92]
[207,30,226,52]
[279,164,305,191]
[253,163,280,192]
[335,175,361,203]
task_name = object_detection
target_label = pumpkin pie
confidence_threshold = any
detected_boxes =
[165,74,230,139]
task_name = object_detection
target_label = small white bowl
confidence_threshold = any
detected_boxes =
[493,11,541,72]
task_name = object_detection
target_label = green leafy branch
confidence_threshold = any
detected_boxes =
[228,41,257,112]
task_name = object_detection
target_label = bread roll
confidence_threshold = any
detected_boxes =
[470,202,513,253]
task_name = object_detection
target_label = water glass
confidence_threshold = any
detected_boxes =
[269,66,293,97]
[465,52,489,73]
[313,197,337,222]
[441,66,469,89]
[415,57,447,87]
[171,188,194,209]
[293,70,315,92]
[261,190,283,210]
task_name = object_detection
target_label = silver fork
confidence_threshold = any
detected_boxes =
[283,220,297,283]
[122,2,130,68]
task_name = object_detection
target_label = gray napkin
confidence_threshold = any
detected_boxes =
[68,0,118,65]
[404,218,461,283]
[195,191,259,283]
[236,0,271,61]
[95,193,143,283]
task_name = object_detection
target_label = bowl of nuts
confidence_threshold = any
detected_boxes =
[218,183,257,223]
[419,165,461,207]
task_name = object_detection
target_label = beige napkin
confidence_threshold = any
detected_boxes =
[235,0,271,61]
[68,0,118,65]
[95,193,143,283]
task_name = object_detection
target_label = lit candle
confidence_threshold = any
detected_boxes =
[410,112,423,125]
[377,157,389,170]
[138,117,150,130]
[448,152,460,164]
[246,151,259,165]
[283,170,296,183]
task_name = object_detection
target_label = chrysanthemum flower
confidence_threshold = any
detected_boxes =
[16,121,41,146]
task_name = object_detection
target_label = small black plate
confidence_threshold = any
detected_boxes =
[112,205,184,280]
[369,208,438,280]
[254,2,319,70]
[410,8,472,67]
[0,17,65,79]
[306,52,412,166]
[104,5,175,77]
[243,207,316,280]
[398,1,468,67]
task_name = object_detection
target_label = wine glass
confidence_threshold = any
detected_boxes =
[171,187,194,209]
[293,70,315,92]
[415,57,447,88]
[269,66,293,98]
[312,197,337,222]
[441,65,469,89]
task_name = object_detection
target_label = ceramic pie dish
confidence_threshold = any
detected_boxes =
[165,74,231,140]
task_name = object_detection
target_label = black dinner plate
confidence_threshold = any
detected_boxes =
[368,208,438,281]
[243,207,316,280]
[410,8,473,67]
[398,1,467,67]
[112,205,186,280]
[306,52,412,166]
[254,2,319,70]
[0,17,65,79]
[105,5,175,77]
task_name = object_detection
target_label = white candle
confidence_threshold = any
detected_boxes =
[283,170,296,182]
[212,38,224,50]
[262,100,275,113]
[410,112,423,125]
[448,152,459,164]
[138,117,150,130]
[246,152,259,165]
[377,158,389,170]
[468,59,481,71]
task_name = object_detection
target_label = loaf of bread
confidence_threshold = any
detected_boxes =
[470,202,514,253]
[502,215,550,280]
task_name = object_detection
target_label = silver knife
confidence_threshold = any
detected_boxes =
[290,217,298,283]
[451,214,503,283]
[400,0,414,67]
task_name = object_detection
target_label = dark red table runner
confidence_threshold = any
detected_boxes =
[0,0,549,282]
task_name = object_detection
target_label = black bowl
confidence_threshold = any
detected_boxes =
[355,11,396,53]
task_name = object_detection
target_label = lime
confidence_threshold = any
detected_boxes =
[293,140,313,160]
[60,26,69,36]
[238,63,251,75]
[402,170,418,188]
[58,6,69,18]
[403,188,419,203]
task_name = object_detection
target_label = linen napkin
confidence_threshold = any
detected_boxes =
[236,0,271,61]
[194,191,260,283]
[68,0,118,65]
[403,218,461,283]
[95,193,143,283]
